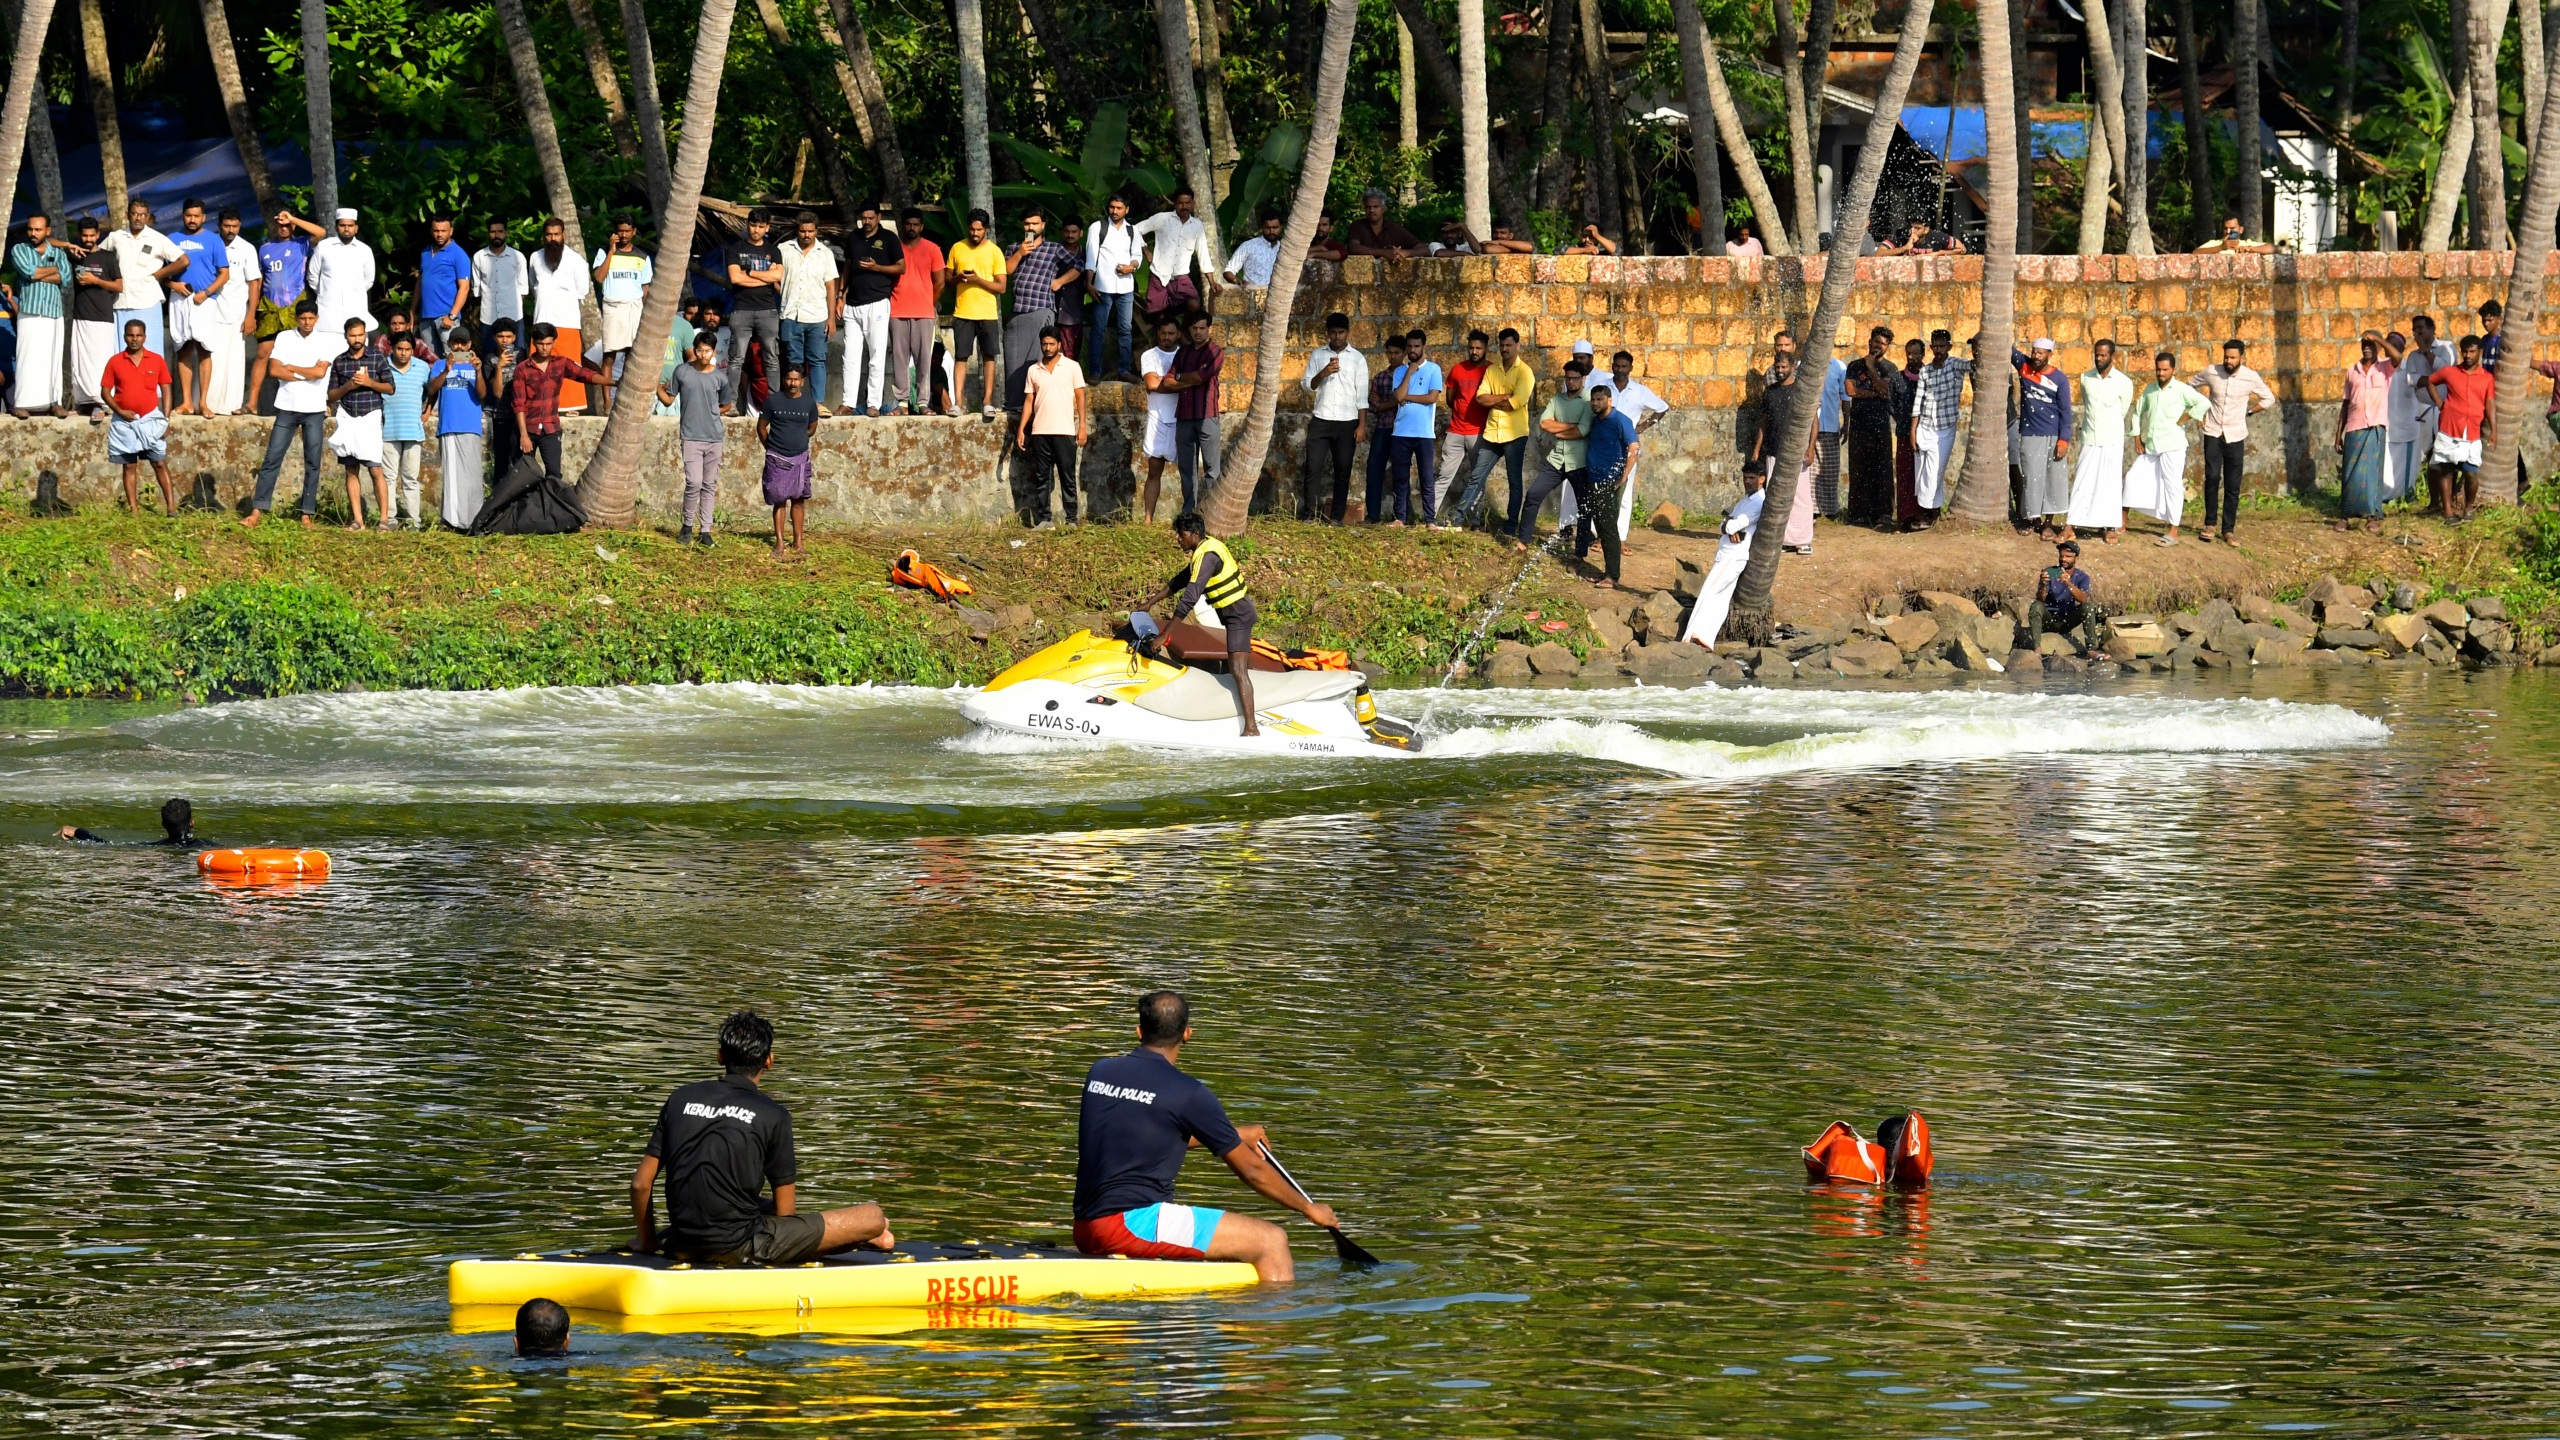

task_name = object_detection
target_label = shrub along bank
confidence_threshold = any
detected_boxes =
[0,514,1590,700]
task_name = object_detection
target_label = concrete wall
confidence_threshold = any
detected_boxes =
[13,249,2551,527]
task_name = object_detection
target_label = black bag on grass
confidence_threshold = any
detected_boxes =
[471,455,586,536]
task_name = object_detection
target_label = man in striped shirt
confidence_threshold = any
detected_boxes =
[1907,328,1970,524]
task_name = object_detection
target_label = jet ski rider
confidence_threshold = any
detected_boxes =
[1156,511,1259,737]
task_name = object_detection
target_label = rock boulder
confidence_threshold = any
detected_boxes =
[2318,627,2386,651]
[2418,599,2471,632]
[1626,642,1710,685]
[2373,612,2430,655]
[1588,608,1635,650]
[1828,638,1905,677]
[2466,595,2510,621]
[1485,642,1534,687]
[2252,633,2311,666]
[1672,560,1707,603]
[2195,597,2241,631]
[1647,501,1684,532]
[1913,589,1984,617]
[1881,613,1942,655]
[1527,641,1582,676]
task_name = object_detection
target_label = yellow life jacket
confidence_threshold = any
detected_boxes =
[1191,536,1248,610]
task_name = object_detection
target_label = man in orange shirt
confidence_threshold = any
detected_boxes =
[2426,334,2497,521]
[101,317,177,515]
[887,207,945,416]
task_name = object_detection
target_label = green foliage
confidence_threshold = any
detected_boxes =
[170,581,400,699]
[994,103,1181,225]
[1217,124,1308,239]
[0,600,168,697]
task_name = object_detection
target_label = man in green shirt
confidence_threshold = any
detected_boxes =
[2125,348,2212,545]
[1512,357,1594,551]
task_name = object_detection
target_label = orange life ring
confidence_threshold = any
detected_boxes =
[197,847,331,879]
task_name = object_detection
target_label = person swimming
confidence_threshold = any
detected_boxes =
[515,1297,569,1358]
[58,798,197,847]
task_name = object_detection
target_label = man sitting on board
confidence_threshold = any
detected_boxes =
[631,1010,896,1266]
[1073,990,1338,1283]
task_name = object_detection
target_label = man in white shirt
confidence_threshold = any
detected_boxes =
[592,215,658,416]
[1590,347,1670,538]
[1296,311,1368,521]
[2383,314,2455,506]
[244,302,336,527]
[774,210,840,417]
[1084,195,1143,380]
[473,219,529,355]
[1222,212,1287,287]
[1134,188,1218,324]
[308,207,377,343]
[1136,315,1185,523]
[101,199,185,363]
[528,216,594,413]
[1681,468,1765,649]
[205,206,261,415]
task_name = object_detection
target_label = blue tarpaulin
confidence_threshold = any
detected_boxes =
[13,135,311,228]
[1901,106,2281,165]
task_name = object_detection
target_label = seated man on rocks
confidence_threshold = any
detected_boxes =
[2027,539,2103,652]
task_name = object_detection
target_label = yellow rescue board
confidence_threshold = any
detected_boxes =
[449,1244,1259,1317]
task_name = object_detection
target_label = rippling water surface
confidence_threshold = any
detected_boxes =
[3,670,2554,1436]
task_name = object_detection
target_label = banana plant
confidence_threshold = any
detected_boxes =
[1215,123,1308,240]
[993,102,1181,226]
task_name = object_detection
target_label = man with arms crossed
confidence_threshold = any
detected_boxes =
[1073,991,1338,1283]
[632,1011,896,1266]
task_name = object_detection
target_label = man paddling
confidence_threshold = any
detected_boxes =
[1073,991,1337,1283]
[631,1011,896,1266]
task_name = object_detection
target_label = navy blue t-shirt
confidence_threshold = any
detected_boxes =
[1585,406,1639,482]
[1073,1048,1243,1220]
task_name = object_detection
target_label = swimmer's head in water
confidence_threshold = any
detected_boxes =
[719,1010,774,1074]
[161,798,192,840]
[514,1297,569,1357]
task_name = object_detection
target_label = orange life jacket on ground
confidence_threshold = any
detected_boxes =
[890,549,973,599]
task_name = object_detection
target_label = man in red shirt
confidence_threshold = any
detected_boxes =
[888,207,945,416]
[1435,328,1490,527]
[2427,333,2497,520]
[511,321,610,483]
[101,317,177,515]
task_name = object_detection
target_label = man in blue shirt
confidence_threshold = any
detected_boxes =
[2029,538,2100,651]
[1073,991,1337,1283]
[1384,327,1442,526]
[166,198,231,415]
[415,213,473,361]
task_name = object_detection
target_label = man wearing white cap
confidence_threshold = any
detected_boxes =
[2011,337,2075,536]
[309,208,377,341]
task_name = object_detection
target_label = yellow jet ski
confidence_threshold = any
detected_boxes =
[961,622,1418,757]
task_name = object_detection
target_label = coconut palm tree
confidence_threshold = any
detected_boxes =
[1457,0,1490,237]
[1200,0,1359,534]
[2468,0,2514,247]
[1198,0,1238,200]
[818,0,910,206]
[2175,0,2212,243]
[1722,0,1940,643]
[1577,0,1624,242]
[1773,0,1816,249]
[956,0,992,216]
[0,0,56,226]
[1390,0,1527,226]
[1691,13,1791,253]
[1156,0,1219,253]
[302,0,335,217]
[1953,0,2020,522]
[75,0,122,219]
[750,0,861,224]
[2075,0,2123,253]
[562,0,645,169]
[620,0,673,214]
[1668,0,1723,251]
[2119,0,2151,254]
[494,0,585,257]
[6,0,64,226]
[197,0,280,215]
[2481,58,2560,501]
[2422,0,2475,250]
[2234,0,2262,237]
[2077,111,2110,253]
[577,0,743,523]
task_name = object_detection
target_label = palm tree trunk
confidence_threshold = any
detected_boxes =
[2525,0,2546,151]
[1538,0,1572,208]
[1403,17,1424,204]
[2078,112,2111,252]
[561,0,643,164]
[494,0,585,257]
[1199,0,1238,201]
[1457,0,1491,236]
[2422,0,2475,250]
[2469,0,2514,247]
[1577,0,1624,242]
[619,0,672,215]
[1156,0,1219,250]
[1695,18,1792,252]
[751,0,862,225]
[6,0,63,226]
[76,0,122,220]
[2482,43,2560,501]
[2080,0,2126,196]
[954,0,993,218]
[1202,0,1357,534]
[2234,0,2267,237]
[1388,0,1527,225]
[0,0,58,229]
[578,0,742,523]
[1014,0,1089,121]
[2011,0,2033,251]
[1773,0,1817,248]
[196,0,280,215]
[1954,0,2020,522]
[301,0,335,217]
[818,0,910,206]
[1669,0,1724,249]
[2174,0,2211,241]
[1800,0,1837,151]
[2121,0,2152,252]
[1726,0,1939,640]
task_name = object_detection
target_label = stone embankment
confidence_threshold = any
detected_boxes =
[1482,573,2539,687]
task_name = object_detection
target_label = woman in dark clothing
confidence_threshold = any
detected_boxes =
[1843,326,1904,527]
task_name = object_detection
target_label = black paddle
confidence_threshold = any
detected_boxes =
[1257,1140,1381,1268]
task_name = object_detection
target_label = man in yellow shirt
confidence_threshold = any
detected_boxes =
[1447,326,1537,531]
[946,208,1008,417]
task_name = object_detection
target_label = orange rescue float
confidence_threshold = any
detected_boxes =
[1802,1111,1933,1189]
[197,847,332,881]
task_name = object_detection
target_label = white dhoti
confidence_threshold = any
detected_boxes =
[1681,542,1752,648]
[329,408,385,465]
[71,319,116,405]
[2383,436,2421,504]
[439,431,485,529]
[1913,424,1957,509]
[205,327,247,413]
[2126,444,2188,526]
[168,296,206,348]
[1143,409,1178,461]
[2065,439,2125,530]
[14,314,62,409]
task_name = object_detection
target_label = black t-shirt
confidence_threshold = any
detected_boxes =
[761,390,818,455]
[841,227,902,308]
[644,1073,795,1252]
[1073,1047,1243,1220]
[728,241,781,311]
[72,248,120,324]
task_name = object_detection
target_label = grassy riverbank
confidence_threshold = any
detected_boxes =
[0,512,1593,699]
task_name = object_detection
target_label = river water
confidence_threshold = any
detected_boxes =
[3,670,2553,1437]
